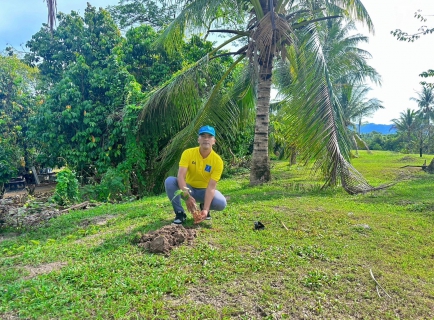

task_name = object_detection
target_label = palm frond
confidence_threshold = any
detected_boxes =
[138,53,252,187]
[154,0,248,54]
[278,19,383,194]
[138,55,213,138]
[328,0,374,33]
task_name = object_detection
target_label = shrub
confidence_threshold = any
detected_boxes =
[81,167,131,202]
[52,167,80,206]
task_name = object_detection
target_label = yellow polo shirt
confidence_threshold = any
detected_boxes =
[179,147,224,188]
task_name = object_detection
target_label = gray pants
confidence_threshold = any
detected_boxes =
[165,176,227,213]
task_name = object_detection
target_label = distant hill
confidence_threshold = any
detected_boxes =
[359,123,396,134]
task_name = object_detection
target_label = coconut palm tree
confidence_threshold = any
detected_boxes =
[339,84,383,154]
[410,86,434,153]
[135,0,390,194]
[391,108,419,153]
[268,17,386,192]
[271,18,384,189]
[47,1,389,193]
[135,0,380,192]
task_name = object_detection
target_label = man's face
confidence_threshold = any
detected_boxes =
[198,133,215,149]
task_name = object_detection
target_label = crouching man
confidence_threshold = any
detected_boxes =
[165,125,227,224]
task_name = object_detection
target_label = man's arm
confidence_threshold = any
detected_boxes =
[177,167,188,195]
[177,166,196,213]
[202,178,217,213]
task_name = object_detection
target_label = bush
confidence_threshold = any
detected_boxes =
[52,168,80,206]
[81,167,131,202]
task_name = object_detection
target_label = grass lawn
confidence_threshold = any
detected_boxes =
[1,150,433,319]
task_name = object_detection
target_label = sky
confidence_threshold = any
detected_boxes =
[1,0,433,125]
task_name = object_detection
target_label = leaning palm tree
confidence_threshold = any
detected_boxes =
[272,18,384,190]
[137,0,390,194]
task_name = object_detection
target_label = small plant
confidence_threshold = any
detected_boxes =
[172,186,192,202]
[51,167,79,206]
[292,245,328,261]
[302,270,340,289]
[172,187,205,223]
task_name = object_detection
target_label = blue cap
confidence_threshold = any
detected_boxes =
[198,125,215,136]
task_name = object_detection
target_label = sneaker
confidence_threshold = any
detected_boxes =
[200,204,212,220]
[173,211,186,225]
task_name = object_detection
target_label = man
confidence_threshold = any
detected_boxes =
[165,125,227,224]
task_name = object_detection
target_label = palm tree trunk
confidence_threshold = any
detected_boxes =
[290,146,297,165]
[250,58,273,185]
[427,118,431,154]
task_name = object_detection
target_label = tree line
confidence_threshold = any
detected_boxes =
[361,86,434,157]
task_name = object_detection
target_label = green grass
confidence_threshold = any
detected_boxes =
[1,150,433,319]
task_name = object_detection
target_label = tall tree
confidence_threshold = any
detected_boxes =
[136,0,383,194]
[410,86,434,154]
[0,53,39,188]
[44,0,57,31]
[108,0,177,30]
[27,5,140,175]
[271,17,382,190]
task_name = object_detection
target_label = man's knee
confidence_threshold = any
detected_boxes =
[213,195,227,211]
[165,176,179,195]
[165,176,177,187]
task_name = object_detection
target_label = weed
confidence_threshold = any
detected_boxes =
[302,270,340,289]
[291,245,329,261]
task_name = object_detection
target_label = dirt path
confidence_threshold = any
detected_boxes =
[3,183,56,199]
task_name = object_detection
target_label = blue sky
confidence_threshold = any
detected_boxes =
[1,0,433,124]
[0,0,119,49]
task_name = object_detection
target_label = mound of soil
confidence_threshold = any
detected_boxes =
[136,225,197,254]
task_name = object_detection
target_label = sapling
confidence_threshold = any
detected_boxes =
[171,186,206,223]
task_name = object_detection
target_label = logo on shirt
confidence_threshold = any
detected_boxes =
[192,161,196,164]
[205,165,212,172]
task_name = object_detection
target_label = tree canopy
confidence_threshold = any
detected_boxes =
[0,53,39,184]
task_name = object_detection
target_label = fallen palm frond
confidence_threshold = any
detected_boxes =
[338,154,395,194]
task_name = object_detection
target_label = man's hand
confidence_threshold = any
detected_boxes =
[185,196,197,214]
[200,209,208,217]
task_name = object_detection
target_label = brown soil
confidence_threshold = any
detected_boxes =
[2,183,56,199]
[136,225,197,254]
[22,262,68,280]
